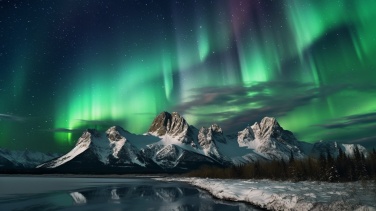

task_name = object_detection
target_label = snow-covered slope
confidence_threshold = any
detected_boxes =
[37,129,103,168]
[37,127,151,170]
[0,148,60,168]
[106,126,147,167]
[236,117,307,161]
[158,177,376,210]
[144,112,223,169]
[310,140,368,158]
[198,124,226,160]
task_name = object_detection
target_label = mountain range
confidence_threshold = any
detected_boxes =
[0,148,60,172]
[0,111,368,174]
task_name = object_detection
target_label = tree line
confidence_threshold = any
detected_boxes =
[185,146,376,182]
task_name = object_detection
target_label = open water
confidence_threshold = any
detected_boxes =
[0,176,262,210]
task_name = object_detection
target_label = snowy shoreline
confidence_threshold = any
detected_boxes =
[155,177,376,211]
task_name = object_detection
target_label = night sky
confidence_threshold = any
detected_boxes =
[1,0,376,153]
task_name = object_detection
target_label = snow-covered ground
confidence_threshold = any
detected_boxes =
[156,177,376,211]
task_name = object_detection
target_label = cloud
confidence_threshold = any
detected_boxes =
[173,81,376,133]
[173,81,333,131]
[351,135,376,144]
[345,135,376,149]
[41,119,127,134]
[42,119,125,134]
[0,113,25,122]
[132,112,158,116]
[75,119,124,126]
[44,128,83,133]
[316,112,376,129]
[175,81,313,113]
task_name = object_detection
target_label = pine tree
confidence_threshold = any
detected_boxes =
[289,151,295,164]
[372,148,376,178]
[336,147,346,181]
[346,154,357,181]
[352,145,368,180]
[359,152,369,179]
[319,152,327,181]
[288,151,298,181]
[337,147,344,160]
[254,161,260,178]
[306,157,315,180]
[354,145,361,162]
[280,159,288,180]
[327,150,334,164]
[326,150,339,182]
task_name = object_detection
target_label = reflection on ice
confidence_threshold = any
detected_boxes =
[111,189,120,200]
[154,187,184,202]
[0,177,261,210]
[111,188,120,204]
[70,192,87,204]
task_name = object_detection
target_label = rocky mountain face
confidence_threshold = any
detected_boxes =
[310,140,368,158]
[36,127,159,173]
[1,111,369,173]
[148,111,195,144]
[197,124,228,163]
[236,117,307,161]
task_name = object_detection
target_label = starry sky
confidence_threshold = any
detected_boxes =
[1,0,376,153]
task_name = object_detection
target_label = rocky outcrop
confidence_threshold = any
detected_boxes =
[148,111,194,144]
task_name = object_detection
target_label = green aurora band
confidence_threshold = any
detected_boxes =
[1,0,376,152]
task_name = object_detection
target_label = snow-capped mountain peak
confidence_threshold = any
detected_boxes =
[210,124,223,133]
[310,140,368,158]
[37,126,148,170]
[148,111,193,144]
[237,127,255,147]
[106,126,127,159]
[252,117,281,140]
[198,124,226,148]
[37,129,101,168]
[237,117,305,161]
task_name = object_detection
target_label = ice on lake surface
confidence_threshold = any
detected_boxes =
[0,176,261,211]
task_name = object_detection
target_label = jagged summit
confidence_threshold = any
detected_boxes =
[251,117,283,139]
[236,117,306,160]
[148,111,172,135]
[148,111,188,133]
[148,111,192,143]
[198,124,226,148]
[106,125,136,137]
[260,117,280,128]
[209,124,223,134]
[106,125,126,132]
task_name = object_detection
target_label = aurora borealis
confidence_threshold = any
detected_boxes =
[1,0,376,152]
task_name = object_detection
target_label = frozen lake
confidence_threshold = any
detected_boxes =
[0,176,261,210]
